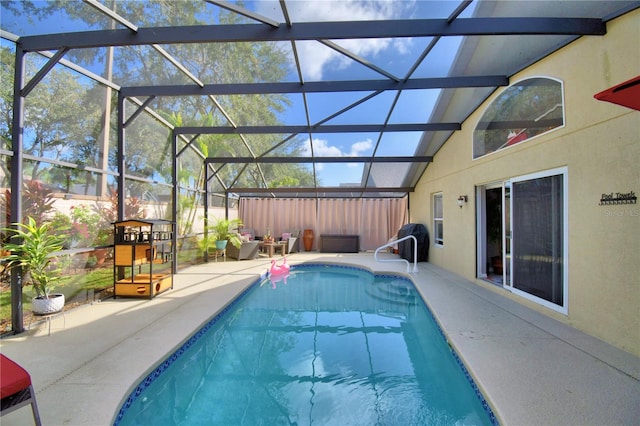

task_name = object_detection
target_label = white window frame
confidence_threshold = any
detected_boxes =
[433,192,443,246]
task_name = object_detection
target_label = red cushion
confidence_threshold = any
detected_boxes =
[0,354,32,399]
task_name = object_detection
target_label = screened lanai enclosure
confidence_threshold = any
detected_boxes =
[1,0,635,332]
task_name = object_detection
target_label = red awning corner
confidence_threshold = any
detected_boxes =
[594,75,640,111]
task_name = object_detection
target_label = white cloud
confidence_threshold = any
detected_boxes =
[305,138,343,156]
[347,138,372,167]
[302,137,373,169]
[302,137,337,170]
[348,139,372,156]
[270,0,414,80]
[287,0,397,22]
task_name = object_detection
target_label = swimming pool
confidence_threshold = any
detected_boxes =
[114,264,497,425]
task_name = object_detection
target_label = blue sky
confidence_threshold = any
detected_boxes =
[250,0,469,186]
[1,0,472,187]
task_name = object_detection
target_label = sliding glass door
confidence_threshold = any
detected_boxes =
[511,168,568,313]
[478,168,568,313]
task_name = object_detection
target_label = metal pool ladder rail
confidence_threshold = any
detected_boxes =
[374,235,418,273]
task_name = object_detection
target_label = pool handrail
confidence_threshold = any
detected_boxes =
[374,235,418,273]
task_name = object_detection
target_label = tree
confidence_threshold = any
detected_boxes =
[2,1,315,213]
[0,46,109,184]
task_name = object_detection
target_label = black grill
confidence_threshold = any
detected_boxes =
[397,223,429,262]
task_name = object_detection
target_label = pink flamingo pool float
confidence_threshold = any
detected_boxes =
[268,257,291,288]
[269,257,290,275]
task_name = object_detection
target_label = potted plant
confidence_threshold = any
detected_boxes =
[2,217,66,314]
[210,217,243,250]
[263,227,273,243]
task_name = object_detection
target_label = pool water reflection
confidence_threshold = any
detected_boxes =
[114,264,497,425]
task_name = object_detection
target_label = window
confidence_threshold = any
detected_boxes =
[433,193,443,246]
[473,77,564,159]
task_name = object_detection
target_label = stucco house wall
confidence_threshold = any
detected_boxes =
[410,10,639,356]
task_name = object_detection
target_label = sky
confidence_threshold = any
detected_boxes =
[248,1,468,185]
[0,0,472,187]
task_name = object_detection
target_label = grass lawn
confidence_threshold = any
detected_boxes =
[1,244,203,334]
[0,266,113,333]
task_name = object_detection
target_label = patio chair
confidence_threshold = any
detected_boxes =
[1,354,42,425]
[279,230,301,254]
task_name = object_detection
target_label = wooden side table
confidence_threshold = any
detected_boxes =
[259,242,287,257]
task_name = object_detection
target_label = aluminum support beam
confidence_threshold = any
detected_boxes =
[121,76,509,97]
[230,187,413,194]
[20,48,69,97]
[171,132,178,274]
[116,92,126,221]
[203,161,210,262]
[206,0,280,27]
[10,46,26,334]
[123,96,156,128]
[177,123,459,135]
[205,156,432,164]
[19,18,606,51]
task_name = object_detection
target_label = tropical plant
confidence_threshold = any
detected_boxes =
[1,181,57,230]
[210,217,243,248]
[94,189,144,226]
[94,229,113,246]
[49,211,74,248]
[68,204,101,247]
[0,189,10,246]
[22,180,57,224]
[2,217,65,298]
[196,233,216,257]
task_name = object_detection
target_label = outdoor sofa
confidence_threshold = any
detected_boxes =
[226,240,260,260]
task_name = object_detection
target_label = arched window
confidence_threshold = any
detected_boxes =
[473,77,564,159]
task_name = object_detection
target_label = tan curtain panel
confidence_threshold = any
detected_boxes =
[240,198,317,240]
[240,197,407,250]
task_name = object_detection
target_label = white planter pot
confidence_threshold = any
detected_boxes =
[32,293,65,315]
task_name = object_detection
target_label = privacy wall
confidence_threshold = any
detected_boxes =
[239,197,408,251]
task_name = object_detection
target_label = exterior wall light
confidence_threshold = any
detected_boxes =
[457,195,468,208]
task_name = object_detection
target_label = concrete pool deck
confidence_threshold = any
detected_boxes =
[1,252,638,425]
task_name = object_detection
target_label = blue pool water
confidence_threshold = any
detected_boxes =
[114,264,497,425]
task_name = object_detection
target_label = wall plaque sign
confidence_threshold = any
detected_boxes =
[599,191,637,205]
